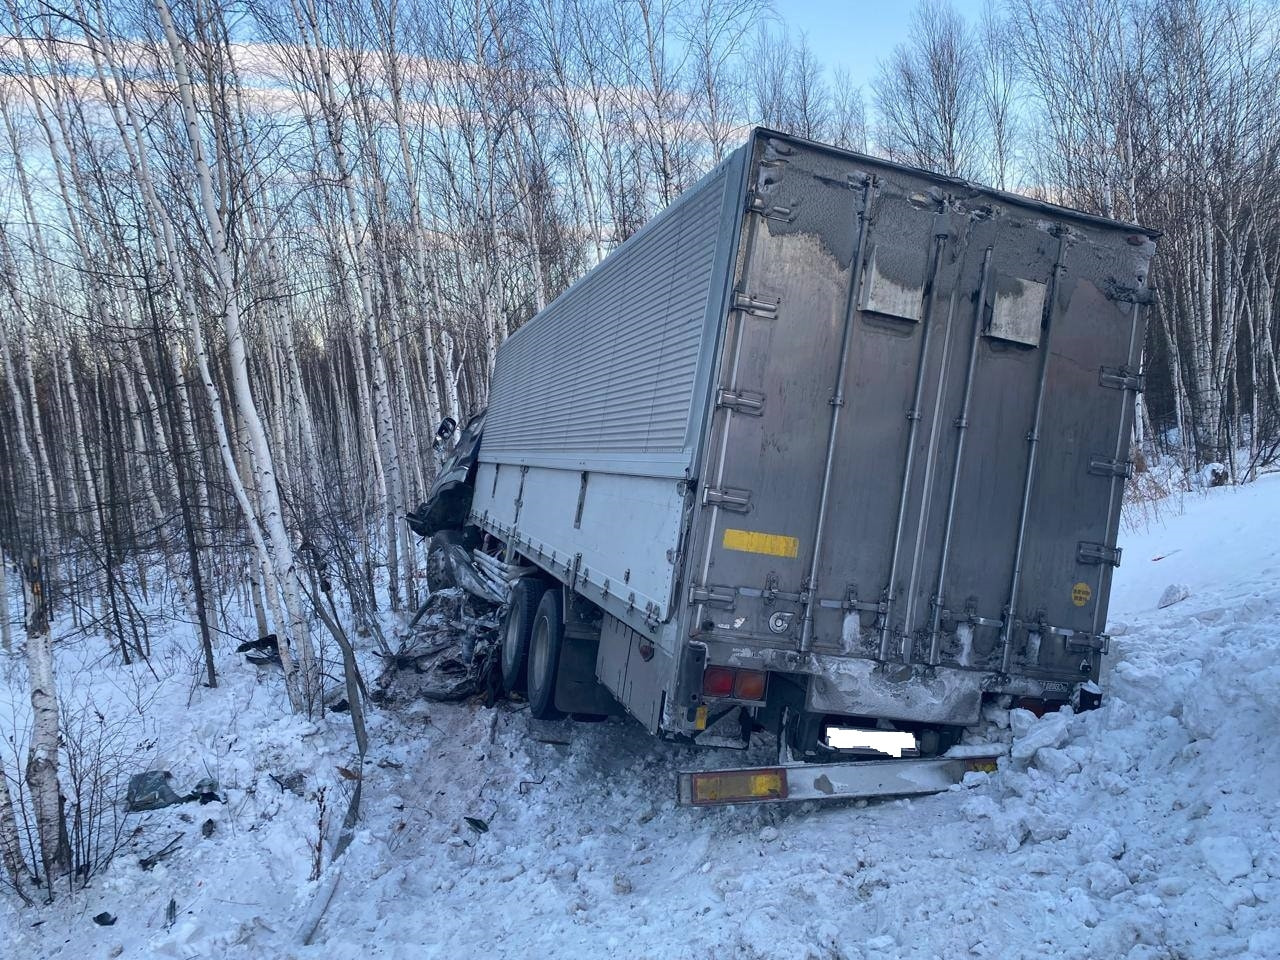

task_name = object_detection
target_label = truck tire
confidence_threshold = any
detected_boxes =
[426,529,469,594]
[527,588,565,720]
[501,577,547,694]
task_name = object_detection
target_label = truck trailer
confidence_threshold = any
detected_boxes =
[414,129,1157,803]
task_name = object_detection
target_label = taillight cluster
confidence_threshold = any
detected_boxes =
[702,665,767,701]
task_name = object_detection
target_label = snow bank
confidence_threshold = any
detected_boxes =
[4,475,1280,959]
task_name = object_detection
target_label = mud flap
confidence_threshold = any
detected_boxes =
[554,635,624,716]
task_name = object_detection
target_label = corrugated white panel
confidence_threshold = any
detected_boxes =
[482,166,731,467]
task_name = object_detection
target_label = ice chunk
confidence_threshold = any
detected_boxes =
[1009,707,1037,738]
[1033,747,1081,778]
[1157,583,1191,608]
[1086,861,1131,898]
[1011,710,1071,760]
[1200,836,1253,883]
[1249,929,1280,956]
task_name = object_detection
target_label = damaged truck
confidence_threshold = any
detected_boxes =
[410,129,1158,805]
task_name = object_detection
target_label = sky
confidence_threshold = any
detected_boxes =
[778,0,990,89]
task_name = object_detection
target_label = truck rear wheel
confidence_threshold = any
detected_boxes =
[527,589,565,720]
[501,577,547,694]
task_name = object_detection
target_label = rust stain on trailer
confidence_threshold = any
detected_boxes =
[722,528,800,559]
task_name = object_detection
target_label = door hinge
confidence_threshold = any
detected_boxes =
[1088,455,1134,479]
[746,192,794,222]
[703,486,752,512]
[1040,620,1111,654]
[731,291,780,318]
[690,584,736,607]
[1065,631,1111,654]
[716,388,766,416]
[1099,365,1145,392]
[1077,541,1122,567]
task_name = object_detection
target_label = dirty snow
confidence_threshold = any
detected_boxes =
[3,474,1280,959]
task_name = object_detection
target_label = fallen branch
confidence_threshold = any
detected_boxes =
[294,778,362,946]
[139,834,183,871]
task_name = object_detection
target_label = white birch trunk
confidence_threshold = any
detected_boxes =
[22,556,69,891]
[156,0,318,710]
[0,753,28,891]
[0,552,11,655]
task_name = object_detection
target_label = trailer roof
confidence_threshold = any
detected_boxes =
[754,127,1161,240]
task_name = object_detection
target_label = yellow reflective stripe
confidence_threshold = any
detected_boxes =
[722,528,800,559]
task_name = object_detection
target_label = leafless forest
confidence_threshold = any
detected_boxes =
[0,0,1278,897]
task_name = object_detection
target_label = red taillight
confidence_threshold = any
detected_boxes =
[702,666,735,697]
[734,669,766,701]
[702,666,767,701]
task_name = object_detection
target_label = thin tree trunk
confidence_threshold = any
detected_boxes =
[0,754,30,900]
[22,553,70,897]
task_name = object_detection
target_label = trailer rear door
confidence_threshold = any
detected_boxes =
[688,132,1154,699]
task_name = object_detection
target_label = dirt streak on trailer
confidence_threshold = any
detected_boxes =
[413,128,1158,803]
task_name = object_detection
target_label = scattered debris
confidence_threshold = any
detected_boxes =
[190,778,222,804]
[201,819,216,838]
[93,912,116,926]
[237,633,283,666]
[125,771,184,812]
[463,816,489,835]
[269,771,307,796]
[126,771,222,812]
[140,834,183,871]
[518,776,546,796]
[374,592,501,704]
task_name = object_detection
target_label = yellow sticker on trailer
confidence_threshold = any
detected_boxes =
[1072,582,1093,607]
[722,528,800,559]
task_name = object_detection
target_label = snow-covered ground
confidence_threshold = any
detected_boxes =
[4,476,1279,959]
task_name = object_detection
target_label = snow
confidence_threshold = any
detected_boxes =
[4,474,1280,958]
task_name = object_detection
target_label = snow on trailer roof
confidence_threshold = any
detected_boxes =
[753,126,1162,240]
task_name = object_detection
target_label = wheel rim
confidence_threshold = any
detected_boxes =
[530,617,550,694]
[503,608,520,673]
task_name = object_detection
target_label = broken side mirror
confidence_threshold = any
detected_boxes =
[432,417,457,451]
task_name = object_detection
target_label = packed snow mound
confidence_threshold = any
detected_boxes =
[4,475,1280,959]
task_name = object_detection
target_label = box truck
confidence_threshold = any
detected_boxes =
[412,129,1157,804]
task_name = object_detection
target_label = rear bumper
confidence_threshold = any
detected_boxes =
[806,657,984,726]
[677,746,1005,805]
[692,635,1085,728]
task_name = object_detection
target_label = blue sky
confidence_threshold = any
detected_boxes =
[776,0,990,88]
